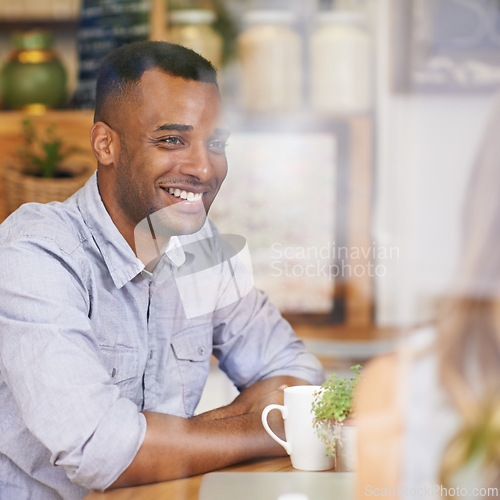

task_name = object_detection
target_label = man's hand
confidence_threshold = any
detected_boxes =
[240,376,307,414]
[247,383,288,414]
[108,376,310,489]
[193,376,308,421]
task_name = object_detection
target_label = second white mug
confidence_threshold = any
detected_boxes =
[261,385,334,471]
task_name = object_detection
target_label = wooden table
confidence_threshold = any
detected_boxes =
[84,457,302,500]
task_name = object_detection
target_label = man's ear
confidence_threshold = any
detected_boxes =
[90,122,118,167]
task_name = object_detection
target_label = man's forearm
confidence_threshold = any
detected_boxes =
[109,409,285,489]
[108,376,309,489]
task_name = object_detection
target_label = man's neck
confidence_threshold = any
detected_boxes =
[135,220,171,272]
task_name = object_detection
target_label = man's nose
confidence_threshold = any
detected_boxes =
[179,143,214,183]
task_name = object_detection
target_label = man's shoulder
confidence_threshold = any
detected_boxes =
[0,200,89,256]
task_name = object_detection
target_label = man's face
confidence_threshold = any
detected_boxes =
[110,69,229,239]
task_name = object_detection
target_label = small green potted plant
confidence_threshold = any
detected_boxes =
[312,364,362,471]
[3,118,92,214]
[18,118,84,178]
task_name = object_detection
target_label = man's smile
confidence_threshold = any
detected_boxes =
[159,185,207,214]
[166,187,203,201]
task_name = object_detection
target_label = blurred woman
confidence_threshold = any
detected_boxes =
[355,96,500,498]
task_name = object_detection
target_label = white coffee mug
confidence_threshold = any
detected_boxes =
[261,385,334,471]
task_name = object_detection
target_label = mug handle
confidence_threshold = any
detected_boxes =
[261,404,291,455]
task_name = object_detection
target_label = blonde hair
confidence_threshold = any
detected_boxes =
[438,95,500,487]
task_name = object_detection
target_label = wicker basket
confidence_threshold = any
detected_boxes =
[2,160,94,216]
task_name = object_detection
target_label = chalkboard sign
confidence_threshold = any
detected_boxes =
[392,0,500,92]
[74,0,151,108]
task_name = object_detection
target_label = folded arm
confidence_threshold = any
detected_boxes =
[109,376,309,488]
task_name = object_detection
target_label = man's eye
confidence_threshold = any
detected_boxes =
[208,140,228,153]
[160,136,183,146]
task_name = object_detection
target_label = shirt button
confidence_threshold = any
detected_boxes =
[198,346,206,356]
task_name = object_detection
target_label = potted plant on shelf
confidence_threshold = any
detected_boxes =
[2,118,93,215]
[312,364,362,472]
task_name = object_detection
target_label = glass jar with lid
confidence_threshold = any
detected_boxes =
[310,11,372,114]
[168,9,223,69]
[237,10,302,113]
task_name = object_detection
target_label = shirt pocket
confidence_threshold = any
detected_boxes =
[98,344,143,406]
[171,325,213,416]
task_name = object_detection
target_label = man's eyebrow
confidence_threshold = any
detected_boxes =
[214,128,231,138]
[152,124,230,137]
[153,123,193,133]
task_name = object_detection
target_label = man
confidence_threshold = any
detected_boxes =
[0,42,323,499]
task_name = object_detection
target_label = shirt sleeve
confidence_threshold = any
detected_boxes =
[0,234,146,491]
[211,286,325,391]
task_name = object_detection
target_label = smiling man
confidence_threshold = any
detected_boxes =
[0,42,323,499]
[94,58,229,249]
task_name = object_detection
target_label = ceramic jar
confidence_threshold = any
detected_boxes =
[169,9,223,69]
[310,11,372,114]
[1,30,67,112]
[237,10,302,113]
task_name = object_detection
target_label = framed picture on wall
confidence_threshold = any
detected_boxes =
[210,130,337,314]
[392,0,500,92]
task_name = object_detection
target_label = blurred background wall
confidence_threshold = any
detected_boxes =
[0,0,498,330]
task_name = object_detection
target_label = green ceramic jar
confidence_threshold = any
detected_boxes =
[1,30,67,111]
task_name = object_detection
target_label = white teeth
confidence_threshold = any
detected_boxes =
[166,187,203,201]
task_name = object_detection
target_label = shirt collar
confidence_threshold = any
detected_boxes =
[76,172,144,289]
[164,236,186,267]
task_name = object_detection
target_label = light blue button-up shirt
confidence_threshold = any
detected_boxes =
[0,173,324,499]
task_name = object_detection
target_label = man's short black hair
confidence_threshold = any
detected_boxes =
[94,41,218,123]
